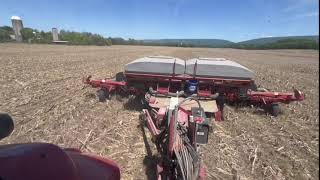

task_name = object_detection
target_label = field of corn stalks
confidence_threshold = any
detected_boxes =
[0,43,318,180]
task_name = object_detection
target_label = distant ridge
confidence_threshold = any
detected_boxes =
[142,35,318,49]
[237,35,319,45]
[143,39,234,47]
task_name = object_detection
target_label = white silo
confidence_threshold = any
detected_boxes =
[52,28,59,41]
[11,16,24,42]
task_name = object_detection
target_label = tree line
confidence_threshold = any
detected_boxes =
[0,26,112,46]
[229,38,319,50]
[0,26,318,49]
[0,26,13,42]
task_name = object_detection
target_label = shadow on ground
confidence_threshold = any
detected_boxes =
[123,96,146,111]
[139,114,158,180]
[122,95,158,179]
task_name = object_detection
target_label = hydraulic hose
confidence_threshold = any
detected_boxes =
[172,97,202,180]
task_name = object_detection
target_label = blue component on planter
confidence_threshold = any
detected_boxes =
[187,79,198,93]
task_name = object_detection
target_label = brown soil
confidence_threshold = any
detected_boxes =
[0,43,318,180]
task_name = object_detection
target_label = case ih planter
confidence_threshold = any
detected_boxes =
[84,56,304,179]
[84,56,304,117]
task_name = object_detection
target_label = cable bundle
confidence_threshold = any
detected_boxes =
[173,124,200,180]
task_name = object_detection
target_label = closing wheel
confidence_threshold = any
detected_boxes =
[250,83,258,91]
[97,88,109,102]
[115,72,125,82]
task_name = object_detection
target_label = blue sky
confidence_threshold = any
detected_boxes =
[0,0,318,42]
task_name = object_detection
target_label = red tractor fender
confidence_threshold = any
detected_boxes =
[0,143,120,180]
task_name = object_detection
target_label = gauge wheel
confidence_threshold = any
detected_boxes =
[97,88,109,102]
[269,103,281,117]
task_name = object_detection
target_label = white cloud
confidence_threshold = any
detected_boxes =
[260,34,274,38]
[277,11,318,23]
[173,0,187,17]
[295,11,319,18]
[302,12,319,17]
[283,0,318,12]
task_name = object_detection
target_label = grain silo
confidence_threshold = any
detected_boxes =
[52,28,59,41]
[11,16,23,42]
